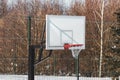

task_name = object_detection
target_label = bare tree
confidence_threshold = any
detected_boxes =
[0,0,7,17]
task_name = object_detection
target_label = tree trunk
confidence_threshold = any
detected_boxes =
[99,0,104,77]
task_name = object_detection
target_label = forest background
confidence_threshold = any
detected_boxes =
[0,0,120,77]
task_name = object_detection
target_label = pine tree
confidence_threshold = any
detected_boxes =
[109,8,120,77]
[111,8,120,53]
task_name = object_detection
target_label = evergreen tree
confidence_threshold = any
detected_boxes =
[111,8,120,53]
[109,8,120,77]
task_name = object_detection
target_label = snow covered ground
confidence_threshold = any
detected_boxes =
[0,75,112,80]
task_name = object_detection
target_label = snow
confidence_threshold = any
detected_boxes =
[0,75,112,80]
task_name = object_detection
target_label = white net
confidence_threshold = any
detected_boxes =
[70,46,82,59]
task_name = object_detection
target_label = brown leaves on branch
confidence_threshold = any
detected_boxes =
[0,0,120,77]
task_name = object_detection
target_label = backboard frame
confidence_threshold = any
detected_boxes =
[46,15,85,50]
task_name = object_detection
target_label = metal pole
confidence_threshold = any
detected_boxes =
[28,45,35,80]
[27,16,34,80]
[78,56,79,80]
[75,56,79,80]
[54,54,56,75]
[27,16,31,46]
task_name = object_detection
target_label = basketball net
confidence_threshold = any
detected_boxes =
[64,44,83,59]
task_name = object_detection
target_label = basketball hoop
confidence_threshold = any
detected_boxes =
[64,43,83,59]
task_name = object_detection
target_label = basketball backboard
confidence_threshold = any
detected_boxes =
[46,15,85,50]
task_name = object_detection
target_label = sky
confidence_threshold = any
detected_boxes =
[7,0,84,6]
[8,0,72,3]
[7,0,85,9]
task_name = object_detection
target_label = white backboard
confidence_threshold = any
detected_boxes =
[46,15,85,50]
